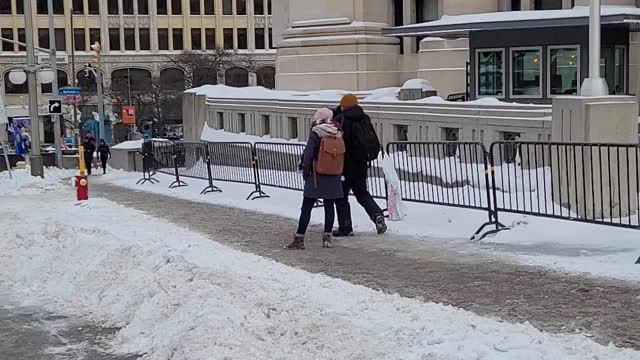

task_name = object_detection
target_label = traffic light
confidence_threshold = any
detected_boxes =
[90,41,101,65]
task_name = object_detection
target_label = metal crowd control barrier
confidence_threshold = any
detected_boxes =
[386,141,506,240]
[253,142,307,192]
[490,141,640,229]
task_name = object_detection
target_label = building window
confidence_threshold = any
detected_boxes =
[109,28,121,51]
[108,0,118,14]
[158,29,169,50]
[4,71,28,94]
[138,0,149,14]
[548,46,579,96]
[511,47,542,98]
[1,29,13,52]
[124,29,135,50]
[160,68,185,91]
[288,117,298,139]
[139,28,151,50]
[205,28,216,49]
[236,0,246,15]
[476,49,504,97]
[502,132,521,164]
[89,28,101,47]
[74,29,86,51]
[16,0,24,14]
[123,0,134,14]
[237,29,247,49]
[55,29,66,51]
[267,0,271,14]
[171,0,182,14]
[88,0,99,14]
[261,114,270,135]
[223,28,233,49]
[0,0,10,14]
[394,125,409,142]
[41,70,69,94]
[254,0,264,15]
[172,29,184,50]
[17,28,25,51]
[37,0,64,14]
[268,28,273,48]
[511,0,521,10]
[78,69,97,93]
[157,0,168,14]
[38,28,50,49]
[255,28,265,49]
[72,0,84,14]
[190,0,200,14]
[191,29,202,50]
[443,128,459,157]
[193,68,217,86]
[238,113,246,133]
[223,0,232,15]
[613,46,626,95]
[535,0,562,10]
[216,112,224,129]
[256,66,275,89]
[416,0,439,22]
[225,67,249,87]
[204,1,214,15]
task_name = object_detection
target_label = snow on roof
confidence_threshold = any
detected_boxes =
[401,79,435,91]
[400,6,640,30]
[200,122,304,144]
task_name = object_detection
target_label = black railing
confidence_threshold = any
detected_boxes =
[146,139,640,254]
[490,141,640,229]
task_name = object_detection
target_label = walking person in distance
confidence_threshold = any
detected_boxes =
[97,139,111,175]
[83,133,96,175]
[286,108,345,250]
[332,94,387,237]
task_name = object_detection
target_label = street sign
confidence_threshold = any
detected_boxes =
[0,94,8,124]
[59,87,81,96]
[48,99,63,115]
[122,105,136,125]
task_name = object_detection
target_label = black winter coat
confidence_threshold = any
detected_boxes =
[333,105,370,179]
[97,144,111,158]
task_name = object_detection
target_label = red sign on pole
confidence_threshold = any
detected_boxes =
[122,105,136,125]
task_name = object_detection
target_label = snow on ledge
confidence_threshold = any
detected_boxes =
[188,85,547,108]
[402,79,435,91]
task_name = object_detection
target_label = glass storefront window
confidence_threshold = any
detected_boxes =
[476,49,504,97]
[614,47,625,95]
[511,48,542,97]
[548,47,579,96]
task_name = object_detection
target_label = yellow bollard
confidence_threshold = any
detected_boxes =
[78,145,86,176]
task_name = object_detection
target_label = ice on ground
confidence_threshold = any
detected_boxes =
[1,186,639,359]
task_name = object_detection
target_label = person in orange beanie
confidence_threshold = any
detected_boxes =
[331,94,387,237]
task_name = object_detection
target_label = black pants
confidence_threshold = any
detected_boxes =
[335,176,383,232]
[84,155,93,175]
[296,197,335,235]
[100,156,108,173]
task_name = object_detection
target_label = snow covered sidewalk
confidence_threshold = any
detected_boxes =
[0,172,639,359]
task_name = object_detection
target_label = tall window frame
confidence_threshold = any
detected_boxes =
[510,46,543,99]
[547,45,581,98]
[475,48,505,99]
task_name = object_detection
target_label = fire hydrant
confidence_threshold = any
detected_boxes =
[75,175,89,201]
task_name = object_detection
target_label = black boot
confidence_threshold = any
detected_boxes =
[322,233,333,248]
[332,228,354,237]
[285,234,305,250]
[375,215,387,235]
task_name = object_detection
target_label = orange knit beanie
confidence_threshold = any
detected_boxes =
[340,94,358,108]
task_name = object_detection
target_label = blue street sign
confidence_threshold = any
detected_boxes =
[58,87,81,96]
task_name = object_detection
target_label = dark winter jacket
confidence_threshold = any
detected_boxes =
[333,105,370,179]
[83,138,96,157]
[301,126,344,200]
[97,143,111,158]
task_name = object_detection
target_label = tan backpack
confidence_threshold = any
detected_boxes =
[314,136,345,176]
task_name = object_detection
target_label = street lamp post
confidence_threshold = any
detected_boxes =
[580,0,609,96]
[48,0,62,168]
[91,42,106,143]
[24,0,44,177]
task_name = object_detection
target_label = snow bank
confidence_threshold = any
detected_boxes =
[1,192,639,360]
[402,79,435,91]
[200,122,305,144]
[112,138,170,150]
[0,168,76,196]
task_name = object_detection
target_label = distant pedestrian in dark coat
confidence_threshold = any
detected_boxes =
[83,133,96,175]
[286,108,344,250]
[97,139,111,174]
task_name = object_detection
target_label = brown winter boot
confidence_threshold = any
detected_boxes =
[285,234,305,250]
[322,233,333,248]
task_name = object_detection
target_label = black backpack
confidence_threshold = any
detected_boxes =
[350,115,381,162]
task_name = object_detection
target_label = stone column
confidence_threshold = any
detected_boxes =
[551,96,639,220]
[402,0,416,54]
